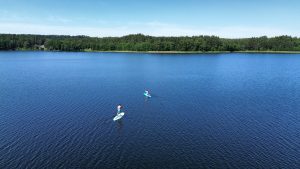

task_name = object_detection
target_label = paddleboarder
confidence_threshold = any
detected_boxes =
[117,104,122,115]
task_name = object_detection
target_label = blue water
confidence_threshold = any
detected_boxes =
[0,51,299,168]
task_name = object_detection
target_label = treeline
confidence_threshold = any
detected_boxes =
[1,33,300,52]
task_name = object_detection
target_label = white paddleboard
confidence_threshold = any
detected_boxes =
[113,112,125,121]
[144,93,151,98]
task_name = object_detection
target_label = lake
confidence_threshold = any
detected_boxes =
[0,51,299,168]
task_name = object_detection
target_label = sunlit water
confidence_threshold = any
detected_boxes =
[0,51,299,168]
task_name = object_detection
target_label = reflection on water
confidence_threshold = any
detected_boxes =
[116,120,123,133]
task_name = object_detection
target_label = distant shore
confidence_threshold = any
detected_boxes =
[3,49,300,54]
[85,50,300,54]
[1,34,300,54]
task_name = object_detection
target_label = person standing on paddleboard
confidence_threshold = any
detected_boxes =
[117,104,122,115]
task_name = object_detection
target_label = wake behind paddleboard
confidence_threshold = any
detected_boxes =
[113,112,125,121]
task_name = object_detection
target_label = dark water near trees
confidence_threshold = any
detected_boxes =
[0,51,299,168]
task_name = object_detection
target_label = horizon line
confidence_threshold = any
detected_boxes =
[1,33,298,39]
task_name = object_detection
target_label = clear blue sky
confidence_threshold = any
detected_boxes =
[0,0,299,38]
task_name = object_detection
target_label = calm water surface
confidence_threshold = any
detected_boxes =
[0,51,299,168]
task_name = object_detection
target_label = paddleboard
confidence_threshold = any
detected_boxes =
[113,112,125,121]
[144,93,151,98]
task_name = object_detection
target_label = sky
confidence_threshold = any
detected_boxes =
[0,0,299,38]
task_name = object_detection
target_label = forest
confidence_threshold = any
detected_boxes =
[0,34,300,52]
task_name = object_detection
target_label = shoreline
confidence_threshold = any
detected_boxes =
[82,49,300,54]
[2,49,300,54]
